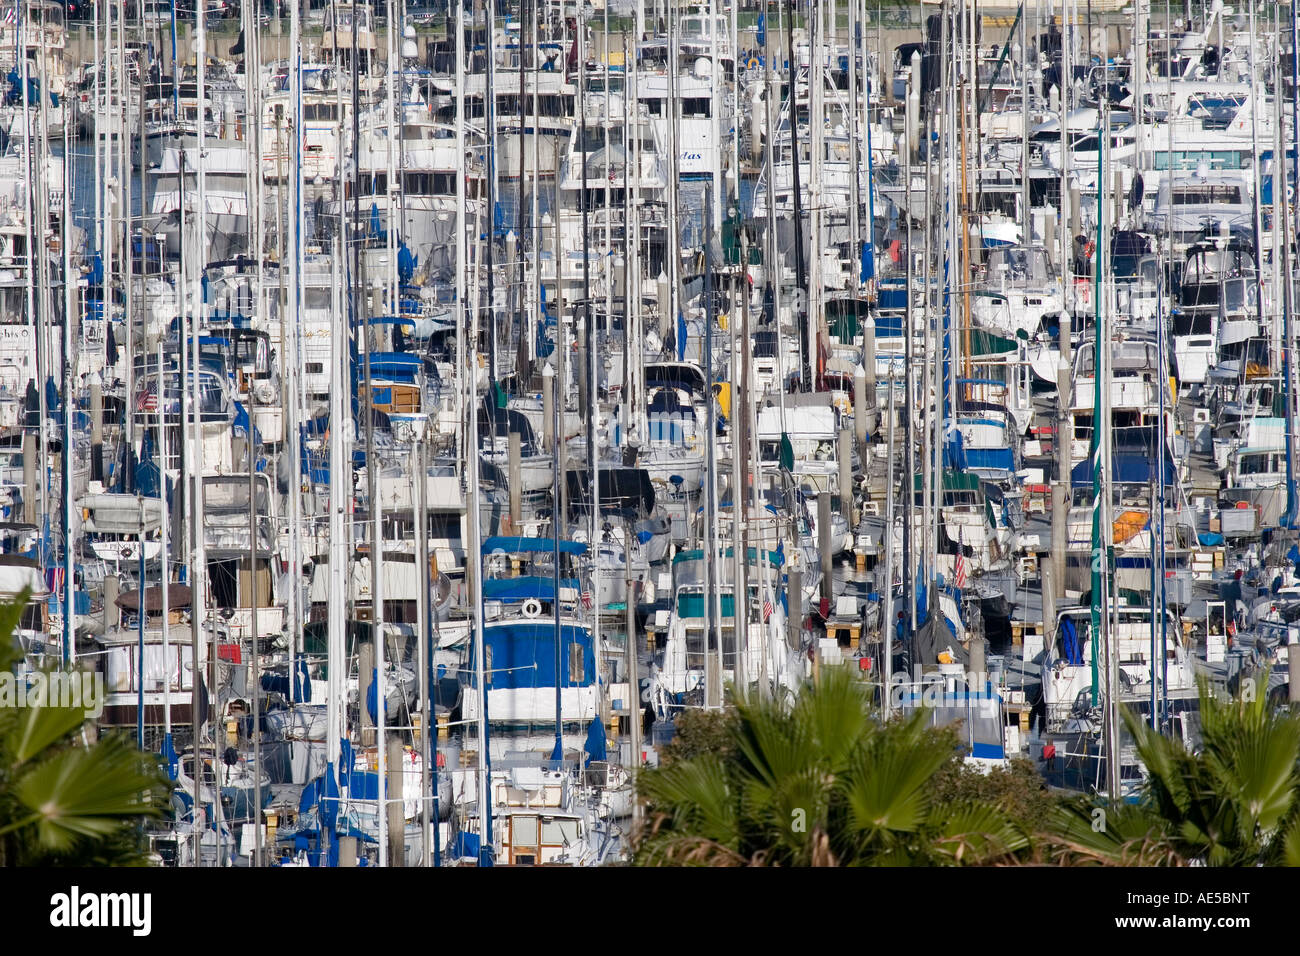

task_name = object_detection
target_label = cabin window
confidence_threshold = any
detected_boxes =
[569,642,584,683]
[360,173,388,196]
[19,603,41,632]
[1240,455,1270,476]
[303,104,338,122]
[541,819,580,844]
[1172,185,1242,205]
[484,644,493,686]
[1173,313,1213,336]
[680,97,711,119]
[685,627,705,669]
[512,815,539,849]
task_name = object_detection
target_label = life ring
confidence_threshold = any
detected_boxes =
[747,57,759,70]
[522,597,543,619]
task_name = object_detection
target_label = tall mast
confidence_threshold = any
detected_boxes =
[704,184,723,708]
[457,0,491,867]
[808,0,822,389]
[1285,0,1300,525]
[709,0,722,228]
[787,0,807,388]
[326,232,347,864]
[61,90,73,668]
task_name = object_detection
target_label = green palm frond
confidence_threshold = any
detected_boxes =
[840,713,949,839]
[6,701,89,767]
[1047,800,1179,866]
[732,696,813,792]
[791,668,874,766]
[1281,820,1300,867]
[637,754,739,848]
[8,735,166,853]
[740,764,832,865]
[927,801,1029,865]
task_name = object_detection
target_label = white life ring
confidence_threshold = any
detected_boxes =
[522,598,543,619]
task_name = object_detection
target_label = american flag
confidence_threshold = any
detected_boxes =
[136,382,158,412]
[3,8,15,25]
[581,590,592,610]
[762,597,774,622]
[953,552,968,589]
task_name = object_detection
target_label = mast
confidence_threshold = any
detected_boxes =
[371,0,390,870]
[285,0,303,728]
[415,438,433,866]
[486,0,498,390]
[1285,0,1300,525]
[157,340,171,748]
[763,0,778,388]
[882,368,896,716]
[704,184,724,708]
[847,0,862,290]
[710,0,722,229]
[61,93,73,668]
[902,68,915,639]
[807,0,822,388]
[194,0,221,865]
[326,230,346,865]
[247,366,261,865]
[458,0,492,867]
[784,0,807,388]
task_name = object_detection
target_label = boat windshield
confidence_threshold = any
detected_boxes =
[984,246,1054,283]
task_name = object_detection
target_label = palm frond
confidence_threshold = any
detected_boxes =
[6,701,89,767]
[10,735,166,853]
[928,801,1029,865]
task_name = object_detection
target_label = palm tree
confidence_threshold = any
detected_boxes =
[633,669,1030,866]
[0,592,169,866]
[1048,680,1300,866]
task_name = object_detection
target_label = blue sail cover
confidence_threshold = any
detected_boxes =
[1070,453,1175,488]
[482,576,580,602]
[584,717,607,765]
[160,734,179,781]
[1061,617,1083,665]
[1071,426,1176,487]
[481,537,588,556]
[963,447,1016,473]
[365,670,390,723]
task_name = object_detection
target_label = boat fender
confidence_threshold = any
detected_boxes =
[522,597,543,619]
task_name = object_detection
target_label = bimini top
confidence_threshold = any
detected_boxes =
[481,537,589,557]
[672,547,784,567]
